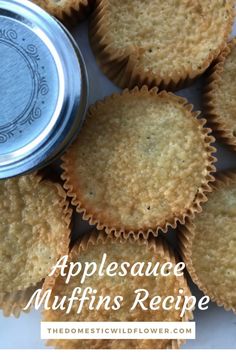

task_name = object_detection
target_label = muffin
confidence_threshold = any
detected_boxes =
[0,174,71,317]
[43,230,193,349]
[204,38,236,151]
[179,171,236,312]
[32,0,94,24]
[90,0,234,90]
[61,87,216,239]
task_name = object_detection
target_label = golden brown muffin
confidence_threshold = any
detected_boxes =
[179,171,236,313]
[32,0,94,24]
[0,174,71,316]
[43,231,193,349]
[90,0,234,90]
[61,87,216,239]
[204,39,236,151]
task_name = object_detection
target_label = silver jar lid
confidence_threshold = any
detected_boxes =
[0,0,88,178]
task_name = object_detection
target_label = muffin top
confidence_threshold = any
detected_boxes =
[96,0,233,78]
[0,174,71,293]
[189,173,236,311]
[62,88,215,237]
[32,0,89,19]
[43,231,191,349]
[206,39,236,141]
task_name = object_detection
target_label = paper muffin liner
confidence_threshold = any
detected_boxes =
[178,170,236,313]
[0,174,72,317]
[0,281,43,318]
[89,0,234,91]
[44,230,193,349]
[204,39,236,151]
[40,178,72,290]
[33,0,95,25]
[61,86,217,240]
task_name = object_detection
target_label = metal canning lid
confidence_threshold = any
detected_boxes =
[0,0,88,179]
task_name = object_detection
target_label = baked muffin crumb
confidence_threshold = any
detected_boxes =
[0,174,71,293]
[204,39,236,150]
[62,88,216,237]
[179,172,236,312]
[90,0,234,89]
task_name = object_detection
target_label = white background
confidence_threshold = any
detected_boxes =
[0,18,236,349]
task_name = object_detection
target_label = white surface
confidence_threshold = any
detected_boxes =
[0,20,236,349]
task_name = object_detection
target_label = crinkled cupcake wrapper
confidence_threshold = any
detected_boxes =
[89,0,234,91]
[44,230,193,349]
[0,282,43,318]
[0,173,72,317]
[41,178,72,291]
[34,0,95,25]
[61,86,216,240]
[204,39,236,151]
[178,170,236,313]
